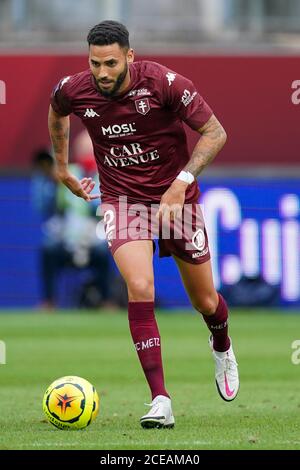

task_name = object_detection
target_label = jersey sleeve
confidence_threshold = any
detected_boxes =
[50,76,73,116]
[160,67,213,130]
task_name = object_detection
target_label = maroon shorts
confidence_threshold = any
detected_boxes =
[100,199,210,265]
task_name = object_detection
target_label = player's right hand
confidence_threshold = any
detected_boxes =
[57,172,100,202]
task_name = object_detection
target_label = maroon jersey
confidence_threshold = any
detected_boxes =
[51,61,213,204]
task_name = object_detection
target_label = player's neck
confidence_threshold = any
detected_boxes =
[115,68,131,96]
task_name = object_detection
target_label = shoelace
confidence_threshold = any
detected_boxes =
[144,402,152,407]
[144,397,163,407]
[144,401,160,408]
[216,355,238,378]
[143,403,162,417]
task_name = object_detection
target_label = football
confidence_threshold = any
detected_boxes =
[42,375,99,430]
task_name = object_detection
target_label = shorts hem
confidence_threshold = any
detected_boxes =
[111,238,155,257]
[161,251,211,265]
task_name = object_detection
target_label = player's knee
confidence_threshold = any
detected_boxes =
[193,294,218,316]
[127,277,154,301]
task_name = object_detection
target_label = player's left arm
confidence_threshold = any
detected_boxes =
[158,114,226,220]
[183,114,227,177]
[48,105,100,202]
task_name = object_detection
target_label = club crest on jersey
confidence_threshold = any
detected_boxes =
[135,98,150,115]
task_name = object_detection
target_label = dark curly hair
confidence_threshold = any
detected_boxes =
[87,20,130,49]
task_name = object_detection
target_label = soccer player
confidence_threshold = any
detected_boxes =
[48,20,239,429]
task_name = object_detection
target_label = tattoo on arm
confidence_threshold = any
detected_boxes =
[48,106,70,169]
[184,115,227,178]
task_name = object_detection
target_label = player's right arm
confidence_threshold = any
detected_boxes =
[48,104,99,201]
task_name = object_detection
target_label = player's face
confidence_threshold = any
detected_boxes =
[89,43,134,97]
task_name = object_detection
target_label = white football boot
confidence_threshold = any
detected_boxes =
[140,395,175,429]
[209,336,239,401]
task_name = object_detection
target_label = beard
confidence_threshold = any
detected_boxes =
[96,63,128,97]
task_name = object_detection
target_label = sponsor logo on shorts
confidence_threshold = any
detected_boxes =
[191,228,208,258]
[192,229,206,251]
[192,248,209,259]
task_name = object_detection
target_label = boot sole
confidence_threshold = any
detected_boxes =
[140,418,175,429]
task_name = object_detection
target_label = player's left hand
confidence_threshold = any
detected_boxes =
[57,170,100,202]
[157,180,188,222]
[79,177,101,201]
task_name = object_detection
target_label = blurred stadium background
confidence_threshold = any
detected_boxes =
[0,0,299,309]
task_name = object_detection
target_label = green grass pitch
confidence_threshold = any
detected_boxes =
[0,309,299,450]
